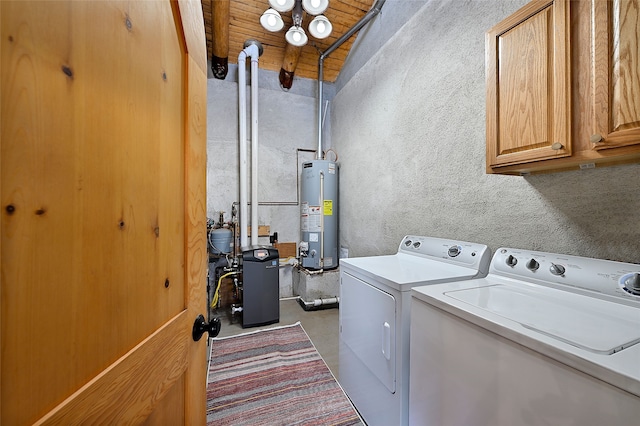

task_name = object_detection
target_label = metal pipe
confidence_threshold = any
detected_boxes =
[316,0,386,159]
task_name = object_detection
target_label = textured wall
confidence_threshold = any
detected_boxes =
[332,0,640,263]
[206,67,324,295]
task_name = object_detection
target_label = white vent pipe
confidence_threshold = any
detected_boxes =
[238,40,263,249]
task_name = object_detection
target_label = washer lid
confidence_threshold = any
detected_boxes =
[446,284,640,354]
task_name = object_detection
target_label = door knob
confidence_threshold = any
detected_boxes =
[192,314,221,341]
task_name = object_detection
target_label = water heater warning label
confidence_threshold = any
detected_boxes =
[301,202,322,232]
[324,200,333,215]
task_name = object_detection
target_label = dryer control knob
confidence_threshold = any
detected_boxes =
[549,263,565,276]
[526,258,540,271]
[506,255,517,267]
[448,245,461,257]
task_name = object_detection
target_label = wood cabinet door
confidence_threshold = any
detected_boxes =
[591,0,640,150]
[1,1,208,424]
[486,0,571,171]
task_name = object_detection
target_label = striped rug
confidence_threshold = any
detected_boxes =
[207,322,363,426]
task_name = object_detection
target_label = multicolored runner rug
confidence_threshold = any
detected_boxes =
[207,322,363,426]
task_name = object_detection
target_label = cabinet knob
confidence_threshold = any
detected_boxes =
[551,142,564,150]
[590,134,603,144]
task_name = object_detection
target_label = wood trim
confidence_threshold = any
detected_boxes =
[33,312,190,425]
[183,53,208,426]
[177,1,208,424]
[176,0,207,74]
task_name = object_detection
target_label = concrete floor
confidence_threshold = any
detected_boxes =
[210,298,340,378]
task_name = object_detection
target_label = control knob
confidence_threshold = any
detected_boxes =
[505,255,517,267]
[526,258,539,271]
[549,263,565,276]
[623,273,640,295]
[448,245,461,257]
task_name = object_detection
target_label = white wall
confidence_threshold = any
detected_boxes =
[332,0,640,263]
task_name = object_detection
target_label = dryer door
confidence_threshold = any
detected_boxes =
[340,272,396,393]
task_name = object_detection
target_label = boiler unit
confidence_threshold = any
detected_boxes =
[300,160,338,270]
[242,247,280,328]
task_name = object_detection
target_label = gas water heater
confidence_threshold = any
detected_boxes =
[300,160,338,270]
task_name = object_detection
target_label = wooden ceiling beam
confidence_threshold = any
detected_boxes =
[279,43,302,90]
[203,0,376,85]
[211,0,231,79]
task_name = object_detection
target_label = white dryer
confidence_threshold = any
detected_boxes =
[339,235,491,426]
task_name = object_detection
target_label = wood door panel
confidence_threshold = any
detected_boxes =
[486,0,572,171]
[1,1,207,424]
[592,0,640,149]
[33,312,189,425]
[498,8,551,154]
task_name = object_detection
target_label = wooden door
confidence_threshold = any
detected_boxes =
[1,1,208,424]
[486,0,572,171]
[591,0,640,150]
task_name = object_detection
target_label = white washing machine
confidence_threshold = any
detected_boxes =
[339,235,491,426]
[410,247,640,425]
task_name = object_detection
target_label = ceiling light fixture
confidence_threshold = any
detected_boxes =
[260,8,284,32]
[308,15,332,39]
[268,0,295,13]
[301,0,328,15]
[285,25,308,47]
[260,0,332,48]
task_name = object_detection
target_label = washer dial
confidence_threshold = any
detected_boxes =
[620,272,640,296]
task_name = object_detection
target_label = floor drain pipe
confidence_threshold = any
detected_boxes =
[298,296,340,311]
[316,0,386,159]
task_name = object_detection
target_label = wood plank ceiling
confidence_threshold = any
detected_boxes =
[202,0,376,86]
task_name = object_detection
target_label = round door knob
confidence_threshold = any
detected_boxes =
[506,255,517,267]
[192,314,221,341]
[551,142,564,150]
[526,258,540,271]
[549,263,566,276]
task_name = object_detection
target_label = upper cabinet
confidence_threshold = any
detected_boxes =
[486,0,571,170]
[486,0,640,175]
[591,0,640,150]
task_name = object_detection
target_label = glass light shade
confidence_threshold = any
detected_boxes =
[285,26,308,47]
[308,15,332,39]
[269,0,295,13]
[302,0,329,15]
[260,9,284,32]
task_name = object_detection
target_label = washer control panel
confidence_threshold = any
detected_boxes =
[492,248,640,303]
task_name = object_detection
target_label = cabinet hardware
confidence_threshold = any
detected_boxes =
[590,134,603,144]
[551,142,564,150]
